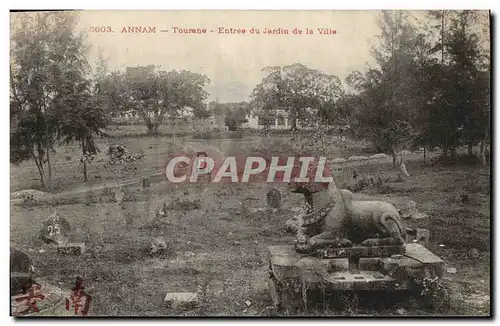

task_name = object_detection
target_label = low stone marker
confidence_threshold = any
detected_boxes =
[142,177,151,189]
[39,213,71,245]
[57,243,86,255]
[164,292,198,308]
[266,188,281,209]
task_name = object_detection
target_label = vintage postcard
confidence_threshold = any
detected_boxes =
[9,10,491,317]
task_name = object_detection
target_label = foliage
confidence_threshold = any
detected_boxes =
[383,120,414,155]
[212,102,249,131]
[224,114,245,131]
[100,65,211,135]
[417,276,451,311]
[10,12,99,188]
[250,63,344,130]
[344,10,490,166]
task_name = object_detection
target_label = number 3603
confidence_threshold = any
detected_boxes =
[89,26,113,33]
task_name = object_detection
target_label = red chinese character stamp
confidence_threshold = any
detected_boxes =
[65,277,92,316]
[12,283,45,315]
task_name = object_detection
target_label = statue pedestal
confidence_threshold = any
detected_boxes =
[267,243,444,312]
[320,245,406,259]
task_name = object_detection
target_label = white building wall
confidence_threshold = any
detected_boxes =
[242,115,259,129]
[242,114,302,130]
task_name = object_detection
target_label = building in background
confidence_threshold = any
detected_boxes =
[242,108,312,130]
[111,103,227,132]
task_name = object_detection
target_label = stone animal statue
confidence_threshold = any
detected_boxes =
[288,162,406,254]
[288,164,353,254]
[339,189,406,246]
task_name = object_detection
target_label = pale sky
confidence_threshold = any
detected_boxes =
[76,10,383,102]
[13,10,490,103]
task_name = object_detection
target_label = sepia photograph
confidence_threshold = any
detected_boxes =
[9,9,491,317]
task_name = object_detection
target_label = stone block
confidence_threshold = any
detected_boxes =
[57,243,85,255]
[404,243,443,264]
[323,271,405,291]
[321,245,406,259]
[266,188,281,209]
[164,292,198,308]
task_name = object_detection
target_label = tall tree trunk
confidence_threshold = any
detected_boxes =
[83,160,88,182]
[47,147,52,181]
[480,104,490,166]
[479,140,487,166]
[479,129,489,167]
[33,156,47,190]
[82,140,88,182]
[146,122,155,135]
[467,141,474,156]
[441,11,445,65]
[400,160,410,177]
[31,145,47,190]
[392,148,397,167]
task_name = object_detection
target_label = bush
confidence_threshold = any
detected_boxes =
[418,277,451,311]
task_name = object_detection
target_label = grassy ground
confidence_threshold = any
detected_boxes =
[10,129,365,193]
[10,133,491,316]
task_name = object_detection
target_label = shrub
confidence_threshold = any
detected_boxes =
[417,277,451,311]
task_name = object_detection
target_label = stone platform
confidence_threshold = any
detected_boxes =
[267,243,444,308]
[320,244,406,259]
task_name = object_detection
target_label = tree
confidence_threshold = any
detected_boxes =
[222,103,249,131]
[382,120,414,166]
[421,10,490,159]
[59,97,108,182]
[98,71,127,116]
[10,12,91,189]
[115,66,211,135]
[445,11,489,157]
[211,102,249,131]
[346,11,424,166]
[348,10,491,167]
[250,63,344,130]
[59,54,109,182]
